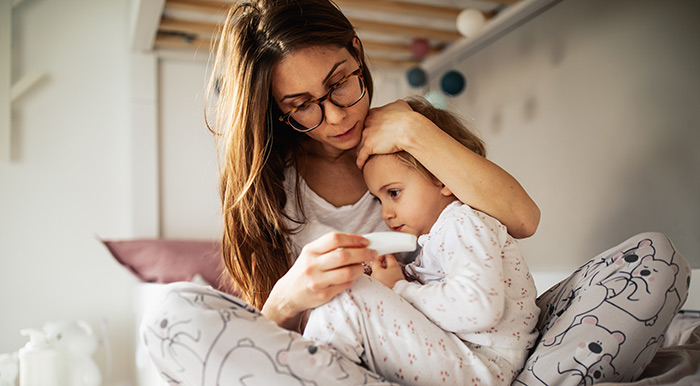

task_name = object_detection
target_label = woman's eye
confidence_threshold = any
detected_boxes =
[293,101,313,111]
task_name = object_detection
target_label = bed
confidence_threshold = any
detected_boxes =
[103,238,700,385]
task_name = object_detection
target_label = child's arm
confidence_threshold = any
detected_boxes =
[393,211,508,333]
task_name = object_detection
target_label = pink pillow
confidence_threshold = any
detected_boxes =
[102,239,230,293]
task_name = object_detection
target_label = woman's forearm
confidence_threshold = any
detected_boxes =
[404,114,540,238]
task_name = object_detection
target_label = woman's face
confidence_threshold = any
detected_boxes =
[271,44,370,156]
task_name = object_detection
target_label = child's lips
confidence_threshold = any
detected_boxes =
[392,225,404,232]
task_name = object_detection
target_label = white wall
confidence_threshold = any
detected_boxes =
[159,58,221,239]
[0,0,137,384]
[430,0,700,272]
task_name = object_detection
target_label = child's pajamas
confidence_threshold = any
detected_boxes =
[303,201,540,386]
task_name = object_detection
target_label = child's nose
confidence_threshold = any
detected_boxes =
[382,206,395,221]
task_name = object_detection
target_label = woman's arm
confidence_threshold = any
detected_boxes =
[357,100,540,238]
[261,232,378,331]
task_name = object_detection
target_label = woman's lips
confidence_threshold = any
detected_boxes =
[332,123,356,140]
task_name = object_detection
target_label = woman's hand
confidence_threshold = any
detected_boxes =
[262,232,378,331]
[370,254,405,289]
[356,100,429,169]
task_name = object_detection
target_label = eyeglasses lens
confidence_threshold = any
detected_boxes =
[289,74,364,132]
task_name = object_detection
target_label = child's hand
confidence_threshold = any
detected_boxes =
[370,254,405,289]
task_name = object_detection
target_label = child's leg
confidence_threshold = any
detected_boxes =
[304,275,518,386]
[514,232,691,386]
[140,282,398,386]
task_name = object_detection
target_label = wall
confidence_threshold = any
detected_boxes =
[0,0,136,384]
[433,0,700,271]
[159,58,220,239]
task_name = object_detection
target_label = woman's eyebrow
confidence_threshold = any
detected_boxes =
[280,59,348,102]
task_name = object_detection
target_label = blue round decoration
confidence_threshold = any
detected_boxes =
[440,70,466,96]
[406,66,427,88]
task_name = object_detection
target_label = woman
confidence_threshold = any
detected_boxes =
[141,0,688,385]
[208,0,539,330]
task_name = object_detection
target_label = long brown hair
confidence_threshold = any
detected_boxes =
[205,0,374,310]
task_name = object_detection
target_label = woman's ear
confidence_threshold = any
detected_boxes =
[352,35,363,58]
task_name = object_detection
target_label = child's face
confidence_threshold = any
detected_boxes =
[363,155,455,237]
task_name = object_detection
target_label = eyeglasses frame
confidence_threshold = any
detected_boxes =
[277,66,366,133]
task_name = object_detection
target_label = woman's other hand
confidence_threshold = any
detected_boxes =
[262,232,377,331]
[356,100,428,169]
[370,254,405,289]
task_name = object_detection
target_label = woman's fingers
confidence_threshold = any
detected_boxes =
[307,263,365,294]
[356,101,414,169]
[303,232,369,255]
[319,244,378,271]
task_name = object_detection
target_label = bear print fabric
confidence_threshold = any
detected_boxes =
[514,232,691,385]
[140,282,398,385]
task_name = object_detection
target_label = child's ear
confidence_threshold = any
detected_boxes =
[440,184,453,197]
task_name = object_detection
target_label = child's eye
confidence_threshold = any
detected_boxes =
[388,189,400,198]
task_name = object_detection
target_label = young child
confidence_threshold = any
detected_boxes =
[303,97,540,386]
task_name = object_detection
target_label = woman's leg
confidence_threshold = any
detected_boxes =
[304,275,518,386]
[514,232,691,385]
[140,282,398,386]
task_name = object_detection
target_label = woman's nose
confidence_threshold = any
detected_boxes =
[323,101,347,125]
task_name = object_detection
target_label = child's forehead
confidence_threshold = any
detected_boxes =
[363,154,404,173]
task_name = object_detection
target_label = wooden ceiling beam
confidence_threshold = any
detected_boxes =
[155,32,422,69]
[362,40,442,55]
[159,17,218,36]
[155,32,439,56]
[155,32,213,50]
[165,0,231,14]
[334,0,460,20]
[479,0,519,4]
[368,57,420,69]
[350,18,460,42]
[159,16,461,43]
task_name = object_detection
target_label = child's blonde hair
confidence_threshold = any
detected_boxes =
[393,96,486,183]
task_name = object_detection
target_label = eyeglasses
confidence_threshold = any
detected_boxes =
[278,67,366,132]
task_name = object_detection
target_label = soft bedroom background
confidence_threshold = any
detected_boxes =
[1,0,698,384]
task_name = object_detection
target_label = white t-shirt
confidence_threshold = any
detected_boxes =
[282,167,391,261]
